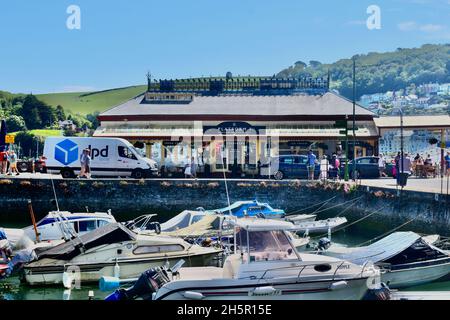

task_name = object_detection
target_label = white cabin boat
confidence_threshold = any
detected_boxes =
[22,223,222,286]
[322,232,450,289]
[147,218,379,300]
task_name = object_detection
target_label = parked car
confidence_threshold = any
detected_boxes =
[260,155,320,180]
[17,157,47,173]
[340,156,380,179]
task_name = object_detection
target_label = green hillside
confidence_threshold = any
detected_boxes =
[277,43,450,99]
[36,85,146,115]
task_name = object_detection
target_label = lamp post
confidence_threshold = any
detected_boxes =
[352,57,357,180]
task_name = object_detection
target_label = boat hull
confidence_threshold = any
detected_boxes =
[381,260,450,289]
[22,252,220,286]
[155,277,371,300]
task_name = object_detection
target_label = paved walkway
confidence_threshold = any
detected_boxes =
[2,172,450,194]
[357,177,450,195]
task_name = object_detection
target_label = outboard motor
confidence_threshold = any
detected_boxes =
[364,283,391,300]
[256,213,266,219]
[105,267,170,301]
[317,237,331,251]
[147,222,161,234]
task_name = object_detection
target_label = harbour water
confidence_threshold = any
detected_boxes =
[1,210,450,300]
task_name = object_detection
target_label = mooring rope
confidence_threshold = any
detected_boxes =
[356,215,421,247]
[285,195,338,216]
[311,204,386,240]
[311,195,364,215]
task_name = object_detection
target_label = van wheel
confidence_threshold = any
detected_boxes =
[60,168,74,179]
[132,169,145,179]
[18,163,29,172]
[274,171,284,180]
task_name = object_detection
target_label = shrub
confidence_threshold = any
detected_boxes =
[207,182,219,188]
[119,180,128,187]
[138,178,145,186]
[20,180,31,187]
[0,179,13,185]
[160,181,172,188]
[92,181,104,188]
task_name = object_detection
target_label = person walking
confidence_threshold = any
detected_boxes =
[78,149,87,178]
[190,156,197,179]
[378,153,386,178]
[445,151,450,176]
[320,155,329,180]
[84,149,92,179]
[401,153,412,175]
[307,149,317,180]
[7,150,19,176]
[0,148,7,175]
[394,151,401,183]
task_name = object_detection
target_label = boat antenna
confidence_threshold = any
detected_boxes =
[49,174,60,212]
[221,158,232,215]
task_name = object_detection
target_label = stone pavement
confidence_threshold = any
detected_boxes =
[357,176,450,195]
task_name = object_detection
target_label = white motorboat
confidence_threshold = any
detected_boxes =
[22,223,222,286]
[292,217,347,234]
[3,210,117,250]
[144,218,379,300]
[321,232,450,289]
[285,214,317,224]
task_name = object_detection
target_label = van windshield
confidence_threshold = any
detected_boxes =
[118,146,138,160]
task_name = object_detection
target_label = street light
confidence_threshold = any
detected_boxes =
[352,57,357,181]
[392,106,404,187]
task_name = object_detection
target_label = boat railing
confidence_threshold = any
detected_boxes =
[359,260,376,278]
[255,260,351,282]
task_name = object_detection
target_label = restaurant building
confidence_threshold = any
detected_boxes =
[95,75,378,176]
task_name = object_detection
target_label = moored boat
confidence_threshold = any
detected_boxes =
[106,218,379,300]
[321,231,450,289]
[22,223,222,286]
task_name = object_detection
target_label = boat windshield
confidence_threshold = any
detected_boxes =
[235,228,297,262]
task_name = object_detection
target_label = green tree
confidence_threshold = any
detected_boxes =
[55,105,66,121]
[5,115,26,132]
[14,131,44,159]
[86,112,100,129]
[20,95,57,129]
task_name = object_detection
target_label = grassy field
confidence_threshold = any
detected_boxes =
[11,129,62,138]
[36,85,146,115]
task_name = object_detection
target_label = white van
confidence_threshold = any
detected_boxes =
[43,137,158,179]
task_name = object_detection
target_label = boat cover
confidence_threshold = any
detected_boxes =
[160,210,206,232]
[37,223,136,261]
[326,232,422,265]
[163,215,223,238]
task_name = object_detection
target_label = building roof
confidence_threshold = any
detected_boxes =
[375,115,450,130]
[98,92,375,121]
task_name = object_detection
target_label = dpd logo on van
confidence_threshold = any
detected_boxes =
[55,139,78,165]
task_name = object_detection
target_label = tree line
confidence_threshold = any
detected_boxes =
[277,43,450,99]
[0,92,99,158]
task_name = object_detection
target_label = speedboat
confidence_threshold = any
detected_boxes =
[3,210,117,248]
[212,200,286,218]
[24,210,117,242]
[108,218,379,300]
[22,223,222,286]
[321,231,450,288]
[291,217,348,234]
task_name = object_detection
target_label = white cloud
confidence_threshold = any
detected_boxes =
[398,21,417,31]
[347,20,366,26]
[398,21,446,33]
[419,24,444,32]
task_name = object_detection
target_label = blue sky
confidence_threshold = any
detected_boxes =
[1,0,449,93]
